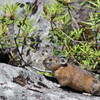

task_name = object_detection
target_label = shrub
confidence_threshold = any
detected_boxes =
[0,2,36,65]
[43,0,100,69]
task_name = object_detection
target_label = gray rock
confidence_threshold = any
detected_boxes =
[0,63,100,100]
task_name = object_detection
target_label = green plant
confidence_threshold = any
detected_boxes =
[43,0,100,70]
[70,43,100,69]
[0,2,20,20]
[0,2,37,65]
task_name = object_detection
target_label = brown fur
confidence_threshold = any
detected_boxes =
[43,56,100,95]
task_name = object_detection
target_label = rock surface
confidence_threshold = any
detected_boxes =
[0,63,100,100]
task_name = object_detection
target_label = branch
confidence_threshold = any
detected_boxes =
[24,64,52,73]
[58,29,87,43]
[14,38,26,65]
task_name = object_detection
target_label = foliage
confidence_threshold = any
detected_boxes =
[37,71,53,77]
[43,0,100,69]
[0,0,100,71]
[0,2,36,65]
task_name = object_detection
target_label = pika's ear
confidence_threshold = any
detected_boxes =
[60,57,68,65]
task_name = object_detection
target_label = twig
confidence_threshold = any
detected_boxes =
[16,27,21,38]
[96,29,98,49]
[64,41,70,51]
[64,41,82,66]
[24,64,52,73]
[9,51,16,62]
[58,29,87,43]
[14,38,26,65]
[27,87,43,93]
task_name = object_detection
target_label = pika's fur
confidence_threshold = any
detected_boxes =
[43,56,100,95]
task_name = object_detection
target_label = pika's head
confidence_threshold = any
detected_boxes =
[43,56,68,71]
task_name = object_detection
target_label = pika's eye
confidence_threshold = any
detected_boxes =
[61,59,65,62]
[49,59,52,61]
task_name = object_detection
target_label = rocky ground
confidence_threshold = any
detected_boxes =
[0,63,100,100]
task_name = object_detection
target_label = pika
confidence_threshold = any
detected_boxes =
[43,56,100,95]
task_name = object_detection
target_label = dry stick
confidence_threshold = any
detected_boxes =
[25,64,52,73]
[64,41,82,66]
[14,38,26,65]
[9,51,16,62]
[64,41,70,51]
[27,87,43,93]
[59,29,87,43]
[14,27,26,65]
[94,9,98,50]
[96,29,98,49]
[20,17,27,55]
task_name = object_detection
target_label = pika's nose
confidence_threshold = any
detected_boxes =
[43,60,46,65]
